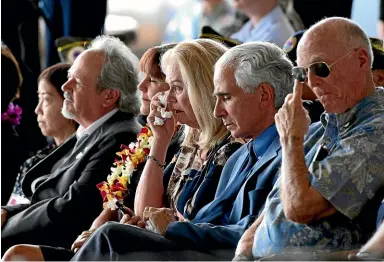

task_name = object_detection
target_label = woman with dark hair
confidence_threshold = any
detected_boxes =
[7,63,77,205]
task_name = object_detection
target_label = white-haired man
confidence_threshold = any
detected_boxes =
[234,17,384,261]
[1,36,142,254]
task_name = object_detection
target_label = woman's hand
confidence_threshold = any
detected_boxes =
[143,207,176,236]
[71,229,95,253]
[147,92,177,146]
[119,213,146,228]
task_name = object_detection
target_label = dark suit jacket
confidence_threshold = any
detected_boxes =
[1,111,141,252]
[164,135,282,250]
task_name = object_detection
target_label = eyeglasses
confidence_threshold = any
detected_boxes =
[292,50,355,82]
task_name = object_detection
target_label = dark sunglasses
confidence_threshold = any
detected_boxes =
[292,50,354,82]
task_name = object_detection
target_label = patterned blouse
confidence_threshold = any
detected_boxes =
[8,142,56,205]
[163,134,242,220]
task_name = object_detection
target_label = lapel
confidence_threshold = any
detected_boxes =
[231,136,281,220]
[21,135,77,196]
[246,136,280,179]
[193,137,281,224]
[31,111,133,196]
[223,146,249,192]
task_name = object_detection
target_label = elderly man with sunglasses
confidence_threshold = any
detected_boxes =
[233,17,384,261]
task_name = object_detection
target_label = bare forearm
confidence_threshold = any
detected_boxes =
[360,222,384,253]
[135,139,168,217]
[281,137,310,209]
[90,208,118,230]
[235,212,265,258]
[281,137,335,223]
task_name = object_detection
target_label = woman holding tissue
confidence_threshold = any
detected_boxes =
[2,40,241,261]
[134,38,242,229]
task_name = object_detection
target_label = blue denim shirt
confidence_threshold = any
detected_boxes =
[253,88,384,257]
[231,5,294,47]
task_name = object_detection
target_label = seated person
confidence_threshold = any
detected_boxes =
[256,199,384,261]
[8,63,77,205]
[283,33,384,123]
[1,35,142,254]
[283,30,324,122]
[370,37,384,87]
[69,41,293,261]
[230,0,295,47]
[234,17,384,261]
[162,0,246,43]
[3,39,242,261]
[1,44,25,205]
[134,39,242,220]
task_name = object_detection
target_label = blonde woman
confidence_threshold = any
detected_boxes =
[134,39,242,222]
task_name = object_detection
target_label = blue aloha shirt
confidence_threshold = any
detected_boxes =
[253,88,384,257]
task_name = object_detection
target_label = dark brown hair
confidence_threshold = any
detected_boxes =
[38,63,71,98]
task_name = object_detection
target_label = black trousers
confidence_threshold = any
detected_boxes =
[71,222,235,261]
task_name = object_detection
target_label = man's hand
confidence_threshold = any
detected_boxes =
[1,209,7,228]
[143,207,176,236]
[275,80,311,143]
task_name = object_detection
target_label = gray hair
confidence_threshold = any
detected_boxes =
[87,35,140,114]
[215,41,294,108]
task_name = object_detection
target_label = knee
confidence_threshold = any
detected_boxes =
[98,221,124,236]
[97,221,138,239]
[2,244,42,261]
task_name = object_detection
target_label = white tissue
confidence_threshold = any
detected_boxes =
[153,116,164,126]
[153,91,173,126]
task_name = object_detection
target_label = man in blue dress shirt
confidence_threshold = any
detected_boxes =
[231,0,295,47]
[70,41,294,261]
[234,17,384,261]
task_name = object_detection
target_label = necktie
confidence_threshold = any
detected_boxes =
[239,141,258,178]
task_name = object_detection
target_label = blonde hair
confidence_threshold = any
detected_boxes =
[161,39,229,150]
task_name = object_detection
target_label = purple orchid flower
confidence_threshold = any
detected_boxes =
[1,102,22,126]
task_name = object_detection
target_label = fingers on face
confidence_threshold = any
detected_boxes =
[293,80,303,100]
[152,91,165,101]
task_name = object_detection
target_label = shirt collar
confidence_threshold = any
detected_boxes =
[76,108,118,139]
[251,124,278,158]
[320,87,384,130]
[250,4,283,32]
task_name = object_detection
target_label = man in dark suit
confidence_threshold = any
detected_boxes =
[70,41,294,261]
[1,35,141,254]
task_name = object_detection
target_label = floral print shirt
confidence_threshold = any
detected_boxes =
[163,135,242,220]
[253,88,384,257]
